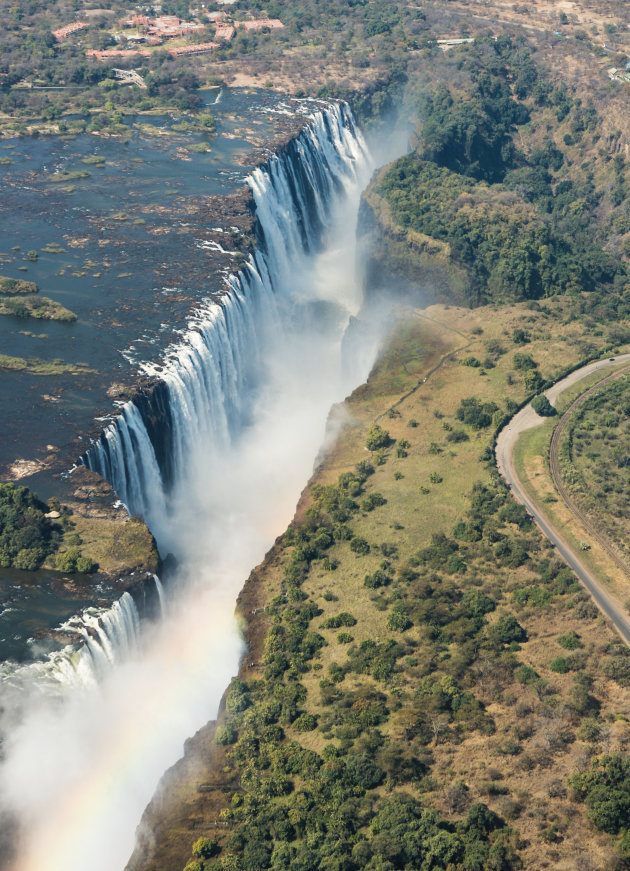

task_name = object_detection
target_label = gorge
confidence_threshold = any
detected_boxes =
[0,100,405,871]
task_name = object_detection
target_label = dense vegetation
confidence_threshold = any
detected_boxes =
[372,36,628,306]
[0,482,96,572]
[0,482,59,570]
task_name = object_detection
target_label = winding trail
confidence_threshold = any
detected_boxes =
[496,354,630,646]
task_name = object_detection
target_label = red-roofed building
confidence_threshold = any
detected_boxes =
[52,21,89,41]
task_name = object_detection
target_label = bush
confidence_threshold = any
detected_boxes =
[558,631,583,650]
[531,395,556,416]
[569,754,630,834]
[350,536,370,555]
[491,614,527,645]
[215,725,237,746]
[387,610,412,632]
[294,713,318,731]
[322,612,357,628]
[192,837,219,859]
[446,428,469,443]
[512,352,537,370]
[364,570,390,589]
[456,397,498,429]
[549,657,571,673]
[365,424,391,451]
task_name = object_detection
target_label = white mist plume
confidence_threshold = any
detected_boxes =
[0,105,407,871]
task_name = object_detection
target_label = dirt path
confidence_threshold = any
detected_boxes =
[496,354,630,646]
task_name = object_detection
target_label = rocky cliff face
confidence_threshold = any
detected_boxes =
[357,167,469,307]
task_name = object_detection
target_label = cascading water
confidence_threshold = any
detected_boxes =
[82,102,370,555]
[0,100,401,871]
[0,593,141,694]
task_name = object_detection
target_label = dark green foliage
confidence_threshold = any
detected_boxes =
[346,639,407,682]
[192,837,219,859]
[549,657,572,674]
[418,533,460,568]
[531,395,556,416]
[365,424,391,451]
[350,536,370,555]
[490,615,527,646]
[215,725,237,746]
[0,482,59,571]
[456,397,499,429]
[364,569,391,589]
[512,352,537,370]
[569,754,630,835]
[558,631,583,650]
[322,612,357,629]
[55,547,94,574]
[361,492,387,512]
[446,428,469,443]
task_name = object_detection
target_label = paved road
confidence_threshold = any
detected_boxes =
[496,354,630,646]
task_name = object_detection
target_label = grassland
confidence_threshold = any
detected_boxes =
[135,299,630,871]
[50,514,159,577]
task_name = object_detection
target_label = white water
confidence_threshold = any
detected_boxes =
[0,592,141,695]
[0,102,398,871]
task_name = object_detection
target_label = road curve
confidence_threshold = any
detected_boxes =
[496,353,630,647]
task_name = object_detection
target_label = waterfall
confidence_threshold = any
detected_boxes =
[153,575,167,618]
[0,593,141,693]
[82,102,370,555]
[0,100,398,871]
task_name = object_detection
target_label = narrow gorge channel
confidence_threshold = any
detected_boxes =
[0,103,405,871]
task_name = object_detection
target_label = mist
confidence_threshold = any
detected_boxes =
[0,111,408,871]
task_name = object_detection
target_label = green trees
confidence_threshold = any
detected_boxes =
[54,547,94,574]
[365,425,391,451]
[569,754,630,836]
[531,395,556,416]
[456,397,499,429]
[0,482,58,570]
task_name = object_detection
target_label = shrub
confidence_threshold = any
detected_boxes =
[350,536,370,555]
[569,754,630,834]
[337,632,353,644]
[365,424,391,451]
[514,665,539,684]
[446,428,469,443]
[387,610,412,632]
[531,395,556,416]
[215,725,237,746]
[361,492,387,512]
[192,837,219,859]
[456,397,499,429]
[549,657,571,673]
[364,570,390,589]
[322,612,357,628]
[293,713,318,731]
[491,614,527,645]
[512,352,537,370]
[55,547,82,573]
[558,631,583,650]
